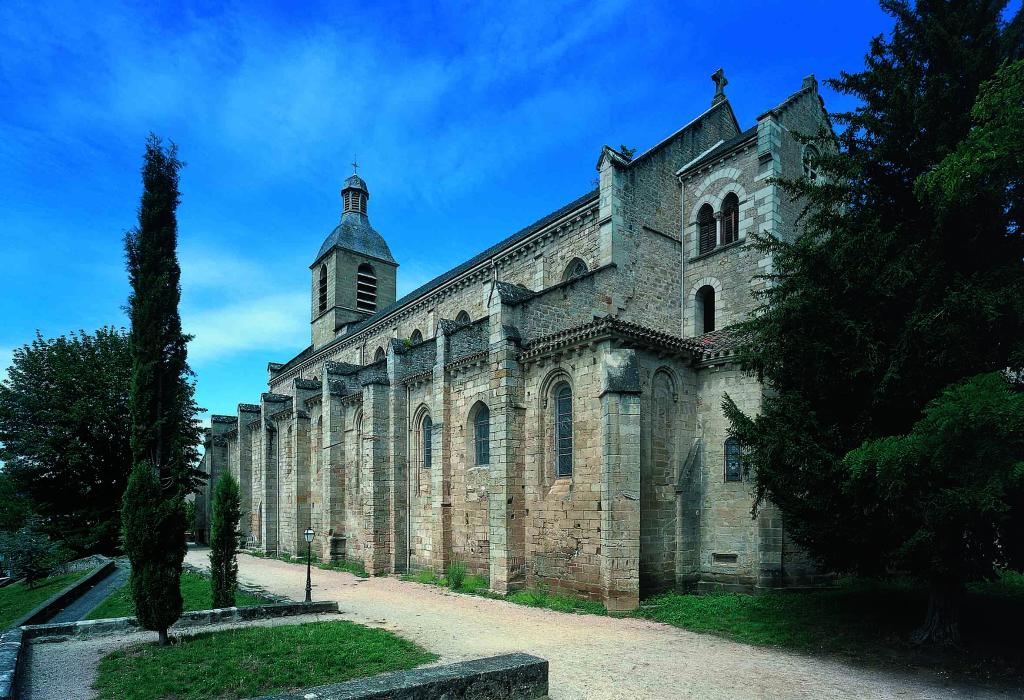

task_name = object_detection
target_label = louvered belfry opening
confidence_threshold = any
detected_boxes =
[721,193,739,245]
[356,263,377,313]
[697,203,716,254]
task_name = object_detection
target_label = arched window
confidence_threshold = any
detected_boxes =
[318,264,328,313]
[421,414,432,469]
[374,346,386,362]
[562,258,588,282]
[803,145,821,182]
[697,203,716,255]
[720,193,739,245]
[410,329,423,344]
[455,310,471,325]
[695,285,716,334]
[473,403,490,466]
[554,383,573,477]
[724,437,742,482]
[356,263,377,313]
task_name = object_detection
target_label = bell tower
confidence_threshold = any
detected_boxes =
[310,167,398,348]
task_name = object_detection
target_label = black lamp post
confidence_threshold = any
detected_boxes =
[304,526,315,603]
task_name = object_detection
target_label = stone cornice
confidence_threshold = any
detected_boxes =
[520,317,697,363]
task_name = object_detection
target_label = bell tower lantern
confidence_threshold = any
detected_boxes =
[310,168,398,348]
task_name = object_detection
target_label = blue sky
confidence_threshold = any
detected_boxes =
[1,0,895,423]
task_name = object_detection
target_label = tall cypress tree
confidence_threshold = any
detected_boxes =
[122,134,202,645]
[209,472,241,609]
[725,1,1023,645]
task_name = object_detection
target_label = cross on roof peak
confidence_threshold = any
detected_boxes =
[351,156,359,175]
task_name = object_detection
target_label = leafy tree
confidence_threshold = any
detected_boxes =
[122,134,203,645]
[725,1,1024,645]
[0,328,132,553]
[0,516,69,588]
[0,472,31,534]
[843,373,1024,643]
[209,472,240,608]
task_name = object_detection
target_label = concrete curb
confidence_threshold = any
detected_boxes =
[20,600,340,641]
[248,653,549,700]
[0,628,23,700]
[6,558,116,631]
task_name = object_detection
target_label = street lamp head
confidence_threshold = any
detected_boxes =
[304,527,315,544]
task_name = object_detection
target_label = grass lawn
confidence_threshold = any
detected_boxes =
[0,569,90,629]
[245,549,369,578]
[634,570,1024,682]
[93,620,438,700]
[84,570,269,620]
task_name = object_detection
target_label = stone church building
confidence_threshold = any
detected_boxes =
[196,72,831,610]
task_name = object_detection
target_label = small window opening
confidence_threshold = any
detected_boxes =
[474,404,490,466]
[695,285,716,334]
[563,258,588,282]
[725,437,742,482]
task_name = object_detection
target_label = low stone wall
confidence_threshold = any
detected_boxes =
[248,653,549,700]
[21,600,339,641]
[0,628,23,700]
[7,558,115,630]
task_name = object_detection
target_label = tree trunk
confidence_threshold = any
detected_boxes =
[912,580,963,646]
[158,628,169,646]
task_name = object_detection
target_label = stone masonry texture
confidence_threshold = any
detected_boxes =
[198,73,831,606]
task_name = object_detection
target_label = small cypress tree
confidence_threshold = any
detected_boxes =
[122,134,202,645]
[209,472,241,608]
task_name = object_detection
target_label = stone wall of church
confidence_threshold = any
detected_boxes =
[694,363,763,588]
[521,347,606,598]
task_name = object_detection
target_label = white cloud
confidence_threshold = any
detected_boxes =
[183,292,308,365]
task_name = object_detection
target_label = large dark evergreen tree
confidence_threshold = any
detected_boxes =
[122,134,202,645]
[0,328,131,552]
[209,472,241,609]
[725,1,1024,645]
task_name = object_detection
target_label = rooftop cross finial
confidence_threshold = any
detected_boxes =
[352,155,359,175]
[711,68,728,105]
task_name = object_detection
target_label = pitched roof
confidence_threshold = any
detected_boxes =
[275,188,600,377]
[676,125,757,176]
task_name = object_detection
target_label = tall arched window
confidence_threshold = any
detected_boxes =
[724,437,742,482]
[357,263,377,313]
[695,285,716,334]
[720,193,739,245]
[410,329,423,344]
[697,203,716,255]
[473,404,490,466]
[562,258,588,282]
[455,310,471,325]
[421,414,432,469]
[374,346,386,362]
[318,264,328,313]
[554,383,573,477]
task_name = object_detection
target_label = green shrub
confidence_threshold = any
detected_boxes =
[445,560,467,590]
[209,472,241,608]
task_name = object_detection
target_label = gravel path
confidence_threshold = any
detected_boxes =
[182,548,1012,700]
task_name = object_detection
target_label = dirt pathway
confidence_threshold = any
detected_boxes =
[186,548,1012,700]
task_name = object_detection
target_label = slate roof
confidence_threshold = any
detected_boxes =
[677,125,757,176]
[315,211,396,265]
[275,188,601,378]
